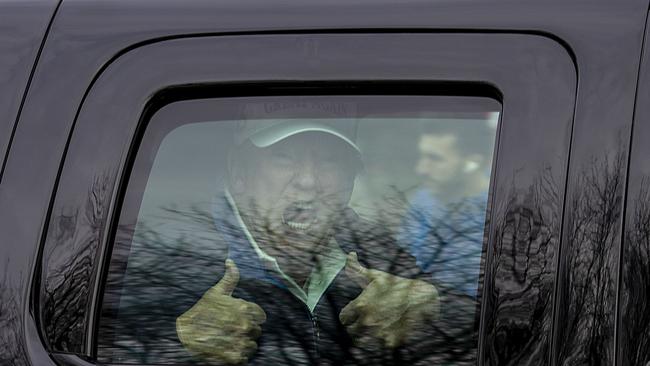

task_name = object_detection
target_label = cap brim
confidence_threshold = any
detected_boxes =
[249,121,361,153]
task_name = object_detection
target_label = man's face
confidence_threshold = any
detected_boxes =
[415,134,463,191]
[233,132,359,253]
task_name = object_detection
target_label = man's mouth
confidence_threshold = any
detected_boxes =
[282,202,318,231]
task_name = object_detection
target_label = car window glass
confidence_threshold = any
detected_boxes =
[97,95,500,365]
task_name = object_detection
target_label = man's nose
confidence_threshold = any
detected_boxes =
[293,159,320,191]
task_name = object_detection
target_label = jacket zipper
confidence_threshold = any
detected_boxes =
[307,307,320,361]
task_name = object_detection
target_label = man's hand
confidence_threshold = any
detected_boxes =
[176,259,267,365]
[339,252,439,349]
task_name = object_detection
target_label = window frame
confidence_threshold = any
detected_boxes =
[96,92,502,363]
[36,32,577,364]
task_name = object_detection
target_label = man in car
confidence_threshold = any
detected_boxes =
[399,118,495,298]
[174,101,440,365]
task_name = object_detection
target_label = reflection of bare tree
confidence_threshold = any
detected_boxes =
[619,177,650,366]
[557,151,624,365]
[97,190,485,365]
[483,167,560,366]
[0,264,27,366]
[35,152,642,365]
[41,174,111,352]
[99,205,227,364]
[371,191,483,365]
[45,170,612,365]
[43,161,628,366]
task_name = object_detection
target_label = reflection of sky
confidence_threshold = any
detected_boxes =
[108,106,501,363]
[119,114,500,354]
[136,115,499,225]
[351,116,498,219]
[139,121,227,217]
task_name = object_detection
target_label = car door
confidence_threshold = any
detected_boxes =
[1,1,646,366]
[37,32,576,366]
[0,0,59,180]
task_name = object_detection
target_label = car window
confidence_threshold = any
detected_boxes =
[97,95,500,365]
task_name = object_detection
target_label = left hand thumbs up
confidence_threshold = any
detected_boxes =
[345,252,375,289]
[340,252,439,349]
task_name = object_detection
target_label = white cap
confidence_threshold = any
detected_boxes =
[236,101,360,152]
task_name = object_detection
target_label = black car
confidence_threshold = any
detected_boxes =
[2,0,650,365]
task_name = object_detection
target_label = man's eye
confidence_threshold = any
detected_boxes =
[271,153,294,164]
[322,154,342,163]
[323,161,353,176]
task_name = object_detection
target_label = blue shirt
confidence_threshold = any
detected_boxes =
[399,189,488,297]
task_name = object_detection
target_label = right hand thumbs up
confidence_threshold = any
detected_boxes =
[176,259,267,365]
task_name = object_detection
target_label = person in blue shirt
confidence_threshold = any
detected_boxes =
[399,120,495,299]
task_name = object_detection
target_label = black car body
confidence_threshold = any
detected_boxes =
[2,0,650,365]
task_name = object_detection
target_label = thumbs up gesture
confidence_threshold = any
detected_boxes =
[339,252,439,349]
[176,259,267,365]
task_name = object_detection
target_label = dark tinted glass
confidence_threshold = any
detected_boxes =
[97,95,500,365]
